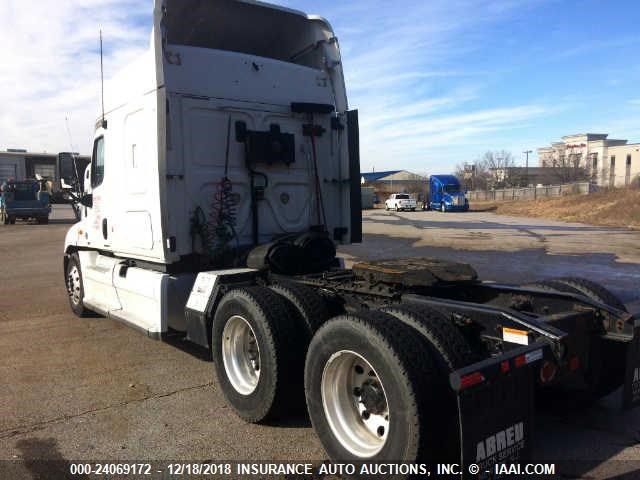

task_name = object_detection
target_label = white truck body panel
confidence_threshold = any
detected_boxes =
[185,268,257,312]
[64,0,355,335]
[77,249,194,335]
[66,0,353,267]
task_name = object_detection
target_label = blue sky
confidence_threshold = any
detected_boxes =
[1,0,639,175]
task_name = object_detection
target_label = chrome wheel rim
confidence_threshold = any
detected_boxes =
[67,265,82,306]
[321,350,389,458]
[222,315,260,395]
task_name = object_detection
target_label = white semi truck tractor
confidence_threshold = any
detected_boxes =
[63,0,640,472]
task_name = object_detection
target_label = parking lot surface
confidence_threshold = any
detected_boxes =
[343,209,640,304]
[1,205,639,478]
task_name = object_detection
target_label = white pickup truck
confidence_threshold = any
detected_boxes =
[385,193,416,211]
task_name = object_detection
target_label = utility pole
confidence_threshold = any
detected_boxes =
[523,150,532,187]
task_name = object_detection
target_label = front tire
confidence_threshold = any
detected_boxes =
[65,253,91,317]
[440,203,446,213]
[305,311,441,463]
[212,287,305,422]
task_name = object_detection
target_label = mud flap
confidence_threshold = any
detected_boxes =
[623,323,640,409]
[450,342,546,479]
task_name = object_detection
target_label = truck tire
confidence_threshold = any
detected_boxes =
[9,215,16,224]
[525,279,583,295]
[65,253,91,317]
[37,216,49,225]
[528,277,626,398]
[211,287,305,423]
[395,205,400,212]
[269,281,330,338]
[382,303,478,458]
[440,203,446,212]
[553,277,627,312]
[305,311,444,463]
[553,277,628,397]
[382,303,478,371]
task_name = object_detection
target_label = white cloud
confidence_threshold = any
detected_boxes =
[316,0,554,172]
[0,0,556,174]
[0,0,151,154]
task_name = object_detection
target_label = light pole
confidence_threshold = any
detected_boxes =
[523,150,532,187]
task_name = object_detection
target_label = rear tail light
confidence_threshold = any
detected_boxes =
[539,361,557,383]
[459,372,485,390]
[569,356,580,371]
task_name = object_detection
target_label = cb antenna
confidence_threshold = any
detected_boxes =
[100,30,107,129]
[64,116,76,154]
[64,116,81,191]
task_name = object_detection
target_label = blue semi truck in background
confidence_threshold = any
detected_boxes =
[425,174,469,212]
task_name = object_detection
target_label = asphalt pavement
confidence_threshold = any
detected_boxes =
[1,205,639,478]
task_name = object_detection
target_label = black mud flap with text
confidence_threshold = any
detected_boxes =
[450,342,545,480]
[623,322,640,409]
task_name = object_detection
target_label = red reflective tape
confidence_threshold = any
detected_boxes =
[460,372,485,390]
[514,354,526,368]
[501,360,510,373]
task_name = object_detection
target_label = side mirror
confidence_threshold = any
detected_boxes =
[79,193,93,208]
[58,153,81,191]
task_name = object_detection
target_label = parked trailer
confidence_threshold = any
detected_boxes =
[61,0,639,474]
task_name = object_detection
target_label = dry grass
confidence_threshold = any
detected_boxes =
[469,188,640,229]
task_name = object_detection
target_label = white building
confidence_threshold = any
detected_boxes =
[537,133,640,187]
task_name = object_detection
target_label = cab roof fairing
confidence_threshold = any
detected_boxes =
[431,174,461,186]
[152,0,347,111]
[155,0,336,32]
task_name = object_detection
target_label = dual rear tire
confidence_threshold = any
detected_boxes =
[211,283,331,422]
[306,306,475,462]
[212,285,475,464]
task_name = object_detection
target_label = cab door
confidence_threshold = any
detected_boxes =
[79,133,121,314]
[85,135,111,249]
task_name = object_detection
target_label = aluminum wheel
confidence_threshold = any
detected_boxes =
[321,350,389,458]
[222,315,261,395]
[67,265,82,306]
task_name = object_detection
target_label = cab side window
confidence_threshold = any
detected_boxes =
[91,137,105,188]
